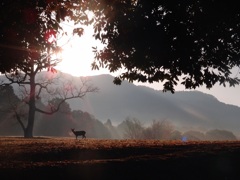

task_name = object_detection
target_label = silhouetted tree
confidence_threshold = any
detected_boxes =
[170,130,182,140]
[91,1,240,92]
[205,129,237,141]
[105,119,113,127]
[0,1,98,137]
[182,130,206,141]
[143,120,173,140]
[104,119,121,139]
[123,117,144,139]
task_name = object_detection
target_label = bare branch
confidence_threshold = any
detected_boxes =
[4,72,28,85]
[35,75,98,115]
[13,109,26,132]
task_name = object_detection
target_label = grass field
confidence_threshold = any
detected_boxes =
[1,137,240,179]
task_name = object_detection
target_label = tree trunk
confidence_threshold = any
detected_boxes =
[24,72,36,138]
[24,102,35,138]
[24,127,33,138]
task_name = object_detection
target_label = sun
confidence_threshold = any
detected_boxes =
[57,40,95,77]
[56,25,108,77]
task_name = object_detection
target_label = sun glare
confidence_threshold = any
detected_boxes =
[56,24,108,77]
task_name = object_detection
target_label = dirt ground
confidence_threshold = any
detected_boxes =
[1,137,240,180]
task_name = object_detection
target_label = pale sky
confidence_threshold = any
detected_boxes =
[56,24,240,108]
[135,80,240,107]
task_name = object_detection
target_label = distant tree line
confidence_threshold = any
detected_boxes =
[0,86,238,140]
[116,117,238,141]
[117,117,174,140]
[182,129,237,141]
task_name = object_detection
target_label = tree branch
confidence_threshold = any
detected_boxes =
[13,110,26,132]
[35,77,99,115]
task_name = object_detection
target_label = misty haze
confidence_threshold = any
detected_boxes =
[1,1,240,179]
[0,73,239,141]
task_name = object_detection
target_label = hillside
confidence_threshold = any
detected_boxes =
[3,72,240,137]
[67,74,240,136]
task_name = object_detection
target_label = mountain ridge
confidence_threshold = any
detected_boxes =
[2,72,239,137]
[63,73,240,136]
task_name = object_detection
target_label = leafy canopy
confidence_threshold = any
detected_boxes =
[91,0,240,92]
[1,1,240,93]
[0,0,91,75]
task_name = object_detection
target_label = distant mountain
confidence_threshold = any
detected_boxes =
[67,74,240,137]
[3,72,240,137]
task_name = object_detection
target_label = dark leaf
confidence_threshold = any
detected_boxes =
[73,28,84,37]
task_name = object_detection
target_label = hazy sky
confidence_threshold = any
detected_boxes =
[56,24,240,108]
[135,80,240,107]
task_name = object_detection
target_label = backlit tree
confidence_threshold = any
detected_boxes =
[91,0,240,92]
[0,0,97,137]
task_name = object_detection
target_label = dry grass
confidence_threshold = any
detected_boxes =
[1,137,240,179]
